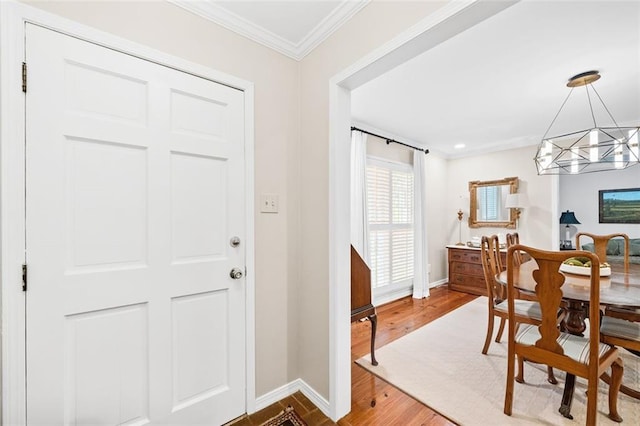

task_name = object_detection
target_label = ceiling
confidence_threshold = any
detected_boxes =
[172,1,640,159]
[170,0,369,60]
[351,0,640,158]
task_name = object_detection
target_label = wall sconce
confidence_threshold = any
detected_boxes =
[505,193,529,229]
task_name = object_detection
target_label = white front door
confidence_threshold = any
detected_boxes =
[25,24,246,425]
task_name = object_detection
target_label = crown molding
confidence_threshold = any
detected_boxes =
[297,1,369,59]
[168,0,370,61]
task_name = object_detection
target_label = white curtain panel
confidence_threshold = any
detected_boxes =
[412,152,430,299]
[350,130,369,262]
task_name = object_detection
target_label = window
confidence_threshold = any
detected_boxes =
[366,158,414,295]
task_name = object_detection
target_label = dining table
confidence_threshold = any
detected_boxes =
[497,260,640,419]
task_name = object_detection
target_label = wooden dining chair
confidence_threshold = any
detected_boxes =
[483,235,558,383]
[506,232,521,265]
[503,245,624,425]
[481,235,510,354]
[575,232,630,273]
[600,308,640,400]
[576,232,632,320]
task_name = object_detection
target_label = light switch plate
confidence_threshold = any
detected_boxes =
[260,194,279,213]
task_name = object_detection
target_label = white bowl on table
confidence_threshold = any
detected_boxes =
[559,263,611,277]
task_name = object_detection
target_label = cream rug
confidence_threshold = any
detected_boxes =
[356,298,640,425]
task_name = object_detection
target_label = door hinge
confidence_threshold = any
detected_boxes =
[22,62,27,93]
[22,264,27,291]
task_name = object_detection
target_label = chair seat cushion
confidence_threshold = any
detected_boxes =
[495,300,542,320]
[606,306,640,319]
[601,316,640,341]
[516,324,613,364]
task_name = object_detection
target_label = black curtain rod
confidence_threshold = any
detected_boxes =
[351,126,429,155]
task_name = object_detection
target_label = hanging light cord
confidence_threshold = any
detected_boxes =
[541,87,574,140]
[542,83,626,140]
[585,84,597,128]
[590,84,624,130]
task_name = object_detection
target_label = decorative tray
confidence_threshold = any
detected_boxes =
[559,263,611,277]
[467,241,506,249]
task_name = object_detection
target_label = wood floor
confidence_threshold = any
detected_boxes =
[338,285,477,426]
[229,262,640,425]
[228,390,335,425]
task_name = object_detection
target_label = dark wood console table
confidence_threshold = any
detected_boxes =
[351,246,378,365]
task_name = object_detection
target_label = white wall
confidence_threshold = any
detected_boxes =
[425,153,449,282]
[446,145,557,250]
[560,166,640,242]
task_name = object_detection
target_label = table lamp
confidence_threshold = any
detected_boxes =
[456,209,464,246]
[559,210,580,244]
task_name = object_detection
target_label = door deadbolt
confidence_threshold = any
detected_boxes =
[230,236,241,247]
[230,268,243,280]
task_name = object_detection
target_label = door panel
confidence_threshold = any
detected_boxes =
[170,153,227,262]
[65,304,149,425]
[66,138,148,271]
[172,291,229,410]
[26,24,245,425]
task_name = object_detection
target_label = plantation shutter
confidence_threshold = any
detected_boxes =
[366,159,414,290]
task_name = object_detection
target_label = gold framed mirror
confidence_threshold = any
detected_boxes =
[468,177,518,228]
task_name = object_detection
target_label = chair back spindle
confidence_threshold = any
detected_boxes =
[506,232,522,266]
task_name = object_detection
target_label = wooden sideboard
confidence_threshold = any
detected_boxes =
[447,244,530,295]
[446,245,506,296]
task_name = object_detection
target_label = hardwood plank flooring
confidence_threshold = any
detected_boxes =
[232,262,639,425]
[339,285,478,426]
[227,391,336,425]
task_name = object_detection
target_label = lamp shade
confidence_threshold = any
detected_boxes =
[559,210,581,225]
[505,193,529,209]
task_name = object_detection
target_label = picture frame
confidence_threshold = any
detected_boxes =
[599,187,640,224]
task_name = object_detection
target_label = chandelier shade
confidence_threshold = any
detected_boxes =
[534,71,640,175]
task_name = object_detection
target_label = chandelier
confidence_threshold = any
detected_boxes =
[534,71,640,175]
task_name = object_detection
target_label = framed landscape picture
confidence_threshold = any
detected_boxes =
[599,187,640,224]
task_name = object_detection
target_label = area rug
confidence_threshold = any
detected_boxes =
[356,298,640,425]
[260,406,307,426]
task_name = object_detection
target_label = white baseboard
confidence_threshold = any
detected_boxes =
[373,287,412,306]
[429,278,448,288]
[373,278,450,306]
[253,378,330,418]
[297,379,331,417]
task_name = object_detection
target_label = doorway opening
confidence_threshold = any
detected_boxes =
[327,0,520,420]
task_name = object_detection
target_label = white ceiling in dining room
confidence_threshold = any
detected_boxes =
[351,0,640,158]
